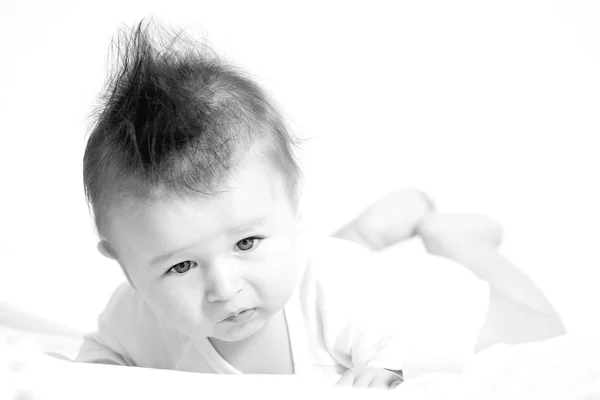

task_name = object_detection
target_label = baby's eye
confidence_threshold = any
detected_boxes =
[168,261,196,275]
[236,236,263,252]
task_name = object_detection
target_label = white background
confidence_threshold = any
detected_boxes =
[0,1,598,335]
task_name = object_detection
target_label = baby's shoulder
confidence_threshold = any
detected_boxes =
[93,282,187,367]
[98,281,148,325]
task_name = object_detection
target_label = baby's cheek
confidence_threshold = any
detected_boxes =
[148,288,207,331]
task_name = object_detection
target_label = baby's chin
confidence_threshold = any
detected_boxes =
[211,329,259,342]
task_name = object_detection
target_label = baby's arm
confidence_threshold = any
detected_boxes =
[418,213,566,351]
[76,337,130,365]
[75,283,140,367]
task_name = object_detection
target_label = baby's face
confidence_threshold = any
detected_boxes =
[103,155,301,342]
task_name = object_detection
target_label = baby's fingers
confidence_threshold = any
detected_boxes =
[336,370,357,387]
[353,372,376,388]
[337,367,403,390]
[370,373,403,390]
[336,369,377,388]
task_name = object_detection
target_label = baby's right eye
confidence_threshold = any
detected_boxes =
[168,261,196,275]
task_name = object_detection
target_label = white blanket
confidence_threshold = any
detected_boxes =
[2,326,599,400]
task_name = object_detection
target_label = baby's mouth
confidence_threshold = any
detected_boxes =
[220,308,257,323]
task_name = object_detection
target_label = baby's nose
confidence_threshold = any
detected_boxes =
[205,264,242,302]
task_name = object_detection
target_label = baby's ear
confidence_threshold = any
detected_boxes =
[97,240,116,260]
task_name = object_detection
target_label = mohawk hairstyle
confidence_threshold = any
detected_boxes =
[83,19,303,238]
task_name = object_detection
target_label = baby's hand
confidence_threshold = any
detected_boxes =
[335,366,403,389]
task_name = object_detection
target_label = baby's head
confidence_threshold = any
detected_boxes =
[83,21,304,342]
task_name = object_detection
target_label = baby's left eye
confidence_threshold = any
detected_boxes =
[236,237,262,252]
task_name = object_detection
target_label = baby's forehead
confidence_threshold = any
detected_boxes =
[111,160,285,214]
[104,176,289,250]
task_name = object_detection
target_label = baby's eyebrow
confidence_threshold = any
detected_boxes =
[148,245,194,268]
[226,216,267,234]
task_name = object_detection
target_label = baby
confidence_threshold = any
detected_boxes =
[76,20,565,389]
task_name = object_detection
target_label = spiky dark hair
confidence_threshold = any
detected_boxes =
[83,19,302,238]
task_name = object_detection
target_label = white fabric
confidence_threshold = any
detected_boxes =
[75,236,490,380]
[5,329,600,400]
